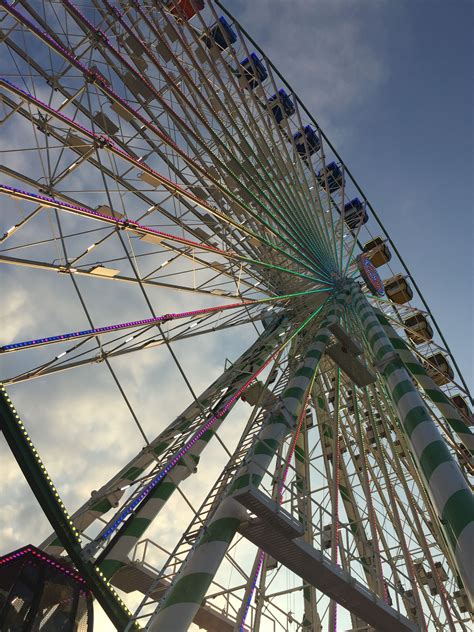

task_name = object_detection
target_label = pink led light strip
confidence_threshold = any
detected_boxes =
[98,302,328,541]
[0,288,325,353]
[0,545,89,589]
[100,345,282,540]
[0,183,225,256]
[0,179,323,285]
[0,298,254,352]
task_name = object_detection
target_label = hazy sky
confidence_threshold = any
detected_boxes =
[0,1,472,630]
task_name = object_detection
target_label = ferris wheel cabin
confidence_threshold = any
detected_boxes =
[317,161,344,193]
[293,125,321,159]
[450,395,473,426]
[424,353,455,386]
[238,53,268,89]
[403,313,434,344]
[383,274,414,304]
[343,198,369,230]
[362,236,392,267]
[203,16,237,50]
[267,89,296,125]
[165,0,205,21]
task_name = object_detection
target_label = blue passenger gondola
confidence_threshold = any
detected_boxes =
[204,16,237,50]
[293,125,320,158]
[239,52,267,89]
[317,161,343,193]
[267,89,295,124]
[344,198,368,229]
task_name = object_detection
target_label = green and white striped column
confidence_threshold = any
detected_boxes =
[148,292,348,632]
[98,321,287,578]
[44,319,287,559]
[374,309,474,457]
[351,283,474,606]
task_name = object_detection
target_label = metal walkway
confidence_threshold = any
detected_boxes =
[235,486,418,632]
[112,562,234,631]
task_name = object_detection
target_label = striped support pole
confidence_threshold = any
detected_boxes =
[97,322,287,578]
[351,283,474,607]
[294,423,321,631]
[374,309,474,457]
[43,319,287,558]
[148,292,348,632]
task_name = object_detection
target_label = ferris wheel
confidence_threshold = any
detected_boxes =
[0,1,473,631]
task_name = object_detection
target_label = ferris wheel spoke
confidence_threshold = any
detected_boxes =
[0,179,323,293]
[0,305,271,385]
[0,168,331,298]
[98,1,328,268]
[56,5,328,276]
[0,80,330,284]
[0,287,322,355]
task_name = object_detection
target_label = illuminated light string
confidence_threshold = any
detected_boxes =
[99,302,329,541]
[100,352,278,540]
[0,181,329,286]
[0,546,89,587]
[0,182,223,254]
[240,551,264,632]
[0,385,141,627]
[0,288,328,353]
[0,385,83,545]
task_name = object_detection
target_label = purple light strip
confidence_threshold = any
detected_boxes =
[240,550,264,631]
[0,545,89,587]
[0,300,256,352]
[100,349,280,540]
[98,300,329,542]
[0,182,225,255]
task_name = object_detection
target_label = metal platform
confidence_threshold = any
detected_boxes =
[235,486,418,632]
[326,343,376,387]
[329,322,363,356]
[326,323,376,387]
[112,563,234,631]
[234,485,304,540]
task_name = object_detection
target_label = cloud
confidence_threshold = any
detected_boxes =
[230,0,392,143]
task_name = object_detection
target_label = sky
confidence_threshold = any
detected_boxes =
[0,1,473,630]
